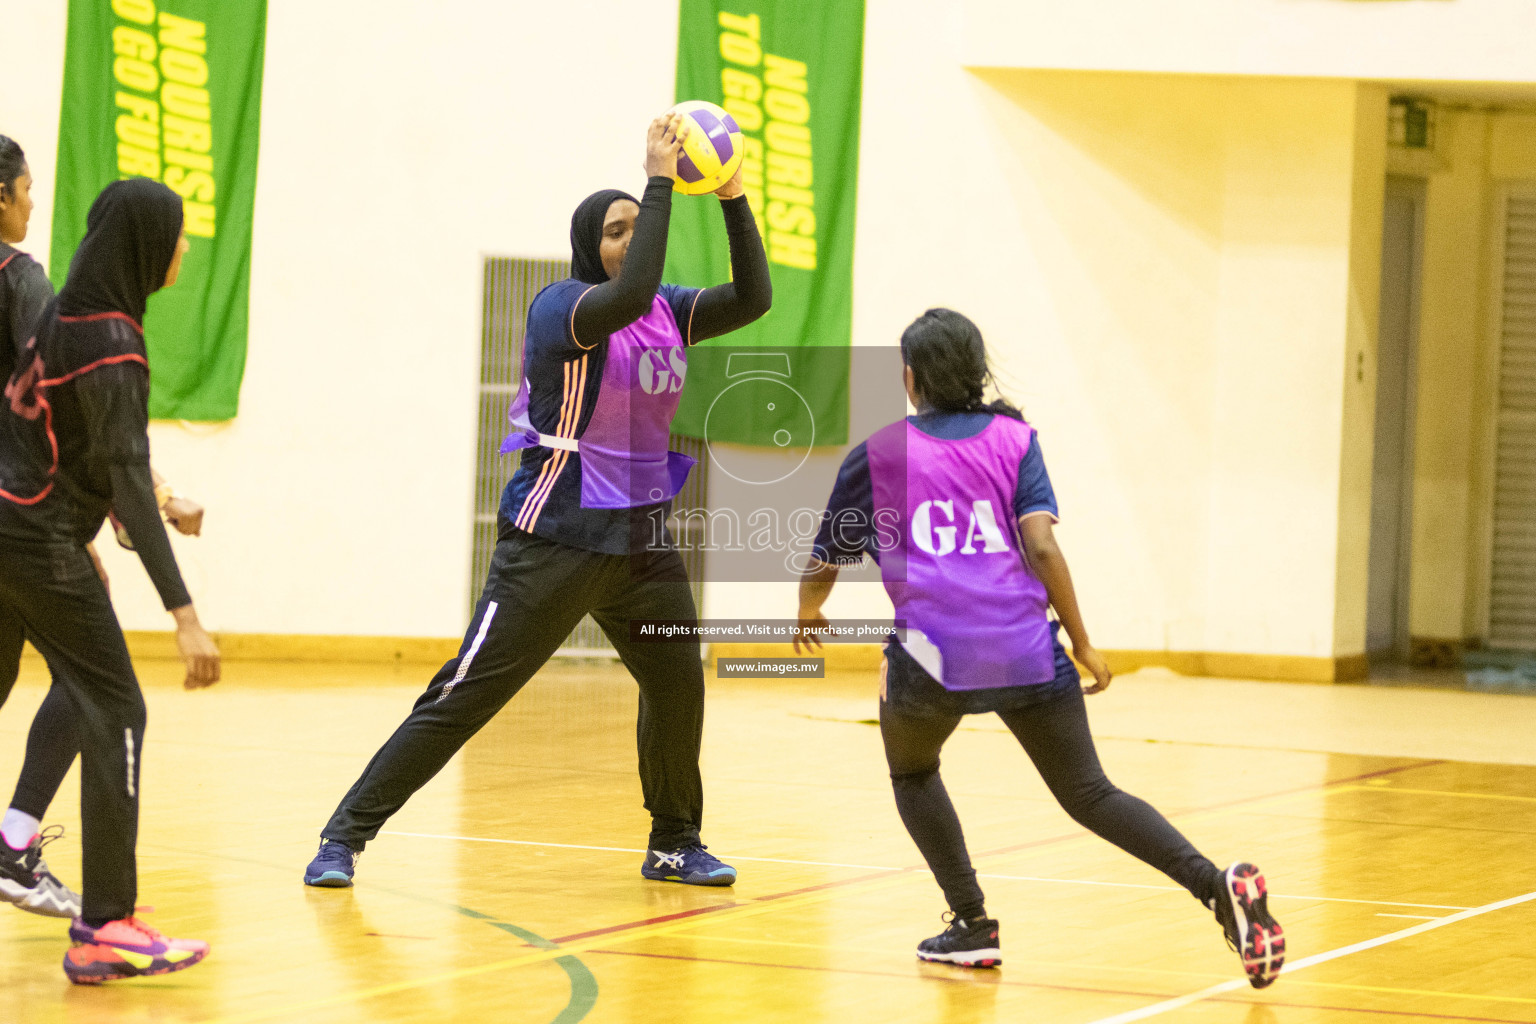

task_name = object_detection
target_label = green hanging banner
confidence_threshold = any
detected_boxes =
[51,0,266,421]
[667,0,863,447]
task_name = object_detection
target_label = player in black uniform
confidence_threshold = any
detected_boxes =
[0,176,220,983]
[0,136,206,924]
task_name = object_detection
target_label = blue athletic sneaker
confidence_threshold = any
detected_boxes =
[641,844,737,886]
[303,840,359,887]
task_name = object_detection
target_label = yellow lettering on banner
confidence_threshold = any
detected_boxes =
[765,121,810,159]
[115,91,159,125]
[768,201,815,236]
[114,57,159,93]
[719,32,761,68]
[768,232,816,270]
[161,83,210,120]
[183,201,215,238]
[111,0,156,26]
[716,11,760,40]
[764,88,809,125]
[117,143,160,177]
[721,68,762,103]
[766,152,812,188]
[160,48,208,87]
[112,26,156,61]
[157,12,207,55]
[763,54,808,93]
[165,148,213,172]
[740,135,765,224]
[766,183,813,208]
[165,168,215,203]
[163,114,211,153]
[116,114,158,151]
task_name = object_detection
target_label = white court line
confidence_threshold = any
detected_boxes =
[1085,887,1536,1024]
[381,831,1472,910]
[1376,913,1442,920]
[975,873,1470,911]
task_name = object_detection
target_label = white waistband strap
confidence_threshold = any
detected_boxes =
[538,433,579,452]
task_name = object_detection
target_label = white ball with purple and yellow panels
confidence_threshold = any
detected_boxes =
[667,100,745,196]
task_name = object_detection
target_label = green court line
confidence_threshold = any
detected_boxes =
[477,916,600,1024]
[144,844,598,1024]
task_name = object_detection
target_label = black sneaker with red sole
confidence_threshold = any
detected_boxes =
[916,914,1001,968]
[1213,861,1285,988]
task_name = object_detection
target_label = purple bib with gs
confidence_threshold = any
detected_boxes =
[867,416,1056,690]
[502,293,695,509]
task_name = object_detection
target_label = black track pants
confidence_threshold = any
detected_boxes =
[879,650,1220,920]
[322,530,706,852]
[0,542,143,921]
[0,609,82,821]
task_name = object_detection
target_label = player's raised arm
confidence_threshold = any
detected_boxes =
[569,114,691,346]
[684,165,772,345]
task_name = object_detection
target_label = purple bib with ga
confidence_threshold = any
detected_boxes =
[866,416,1056,690]
[501,293,695,509]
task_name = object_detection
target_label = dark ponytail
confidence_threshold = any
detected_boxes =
[899,308,1023,421]
[0,135,24,199]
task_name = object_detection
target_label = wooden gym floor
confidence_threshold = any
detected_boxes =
[3,655,1536,1023]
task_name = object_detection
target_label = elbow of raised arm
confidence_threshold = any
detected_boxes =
[749,280,773,319]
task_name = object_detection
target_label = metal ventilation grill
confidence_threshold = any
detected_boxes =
[1490,195,1536,649]
[476,257,709,655]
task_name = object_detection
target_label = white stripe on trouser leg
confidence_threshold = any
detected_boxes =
[125,729,136,798]
[437,601,499,702]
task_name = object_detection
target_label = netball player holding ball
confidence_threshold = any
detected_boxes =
[306,108,770,889]
[796,309,1284,988]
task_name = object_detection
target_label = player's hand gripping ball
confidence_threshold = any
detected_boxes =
[667,100,745,195]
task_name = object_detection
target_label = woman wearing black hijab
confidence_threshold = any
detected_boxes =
[0,177,219,984]
[0,137,208,924]
[307,113,772,889]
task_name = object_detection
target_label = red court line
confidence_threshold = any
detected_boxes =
[554,870,925,944]
[555,758,1444,947]
[588,949,1531,1023]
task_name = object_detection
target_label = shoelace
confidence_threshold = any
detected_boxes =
[120,917,166,944]
[319,842,355,866]
[937,911,972,936]
[22,825,66,877]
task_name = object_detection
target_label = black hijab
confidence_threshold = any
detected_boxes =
[570,188,638,285]
[57,178,184,324]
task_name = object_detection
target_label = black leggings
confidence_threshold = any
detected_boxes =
[880,650,1219,920]
[0,607,81,821]
[0,541,144,920]
[323,529,707,852]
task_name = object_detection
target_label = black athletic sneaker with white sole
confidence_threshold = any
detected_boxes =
[0,826,82,919]
[916,913,1001,968]
[1212,861,1284,988]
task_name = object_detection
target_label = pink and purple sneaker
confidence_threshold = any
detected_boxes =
[63,916,209,984]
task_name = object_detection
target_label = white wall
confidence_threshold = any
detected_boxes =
[7,0,1520,661]
[6,1,684,637]
[964,0,1536,83]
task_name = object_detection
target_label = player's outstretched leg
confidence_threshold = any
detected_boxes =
[306,536,595,888]
[999,691,1284,986]
[879,692,1000,967]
